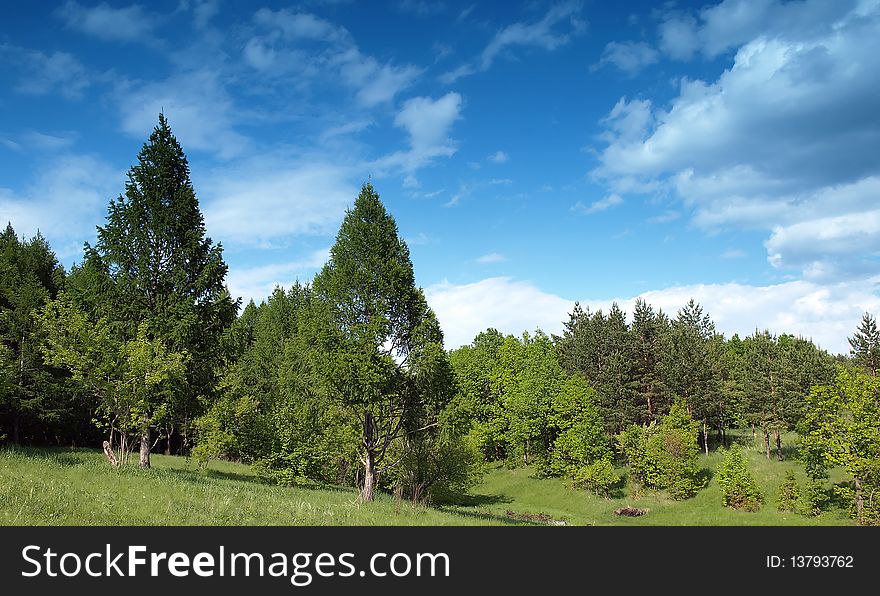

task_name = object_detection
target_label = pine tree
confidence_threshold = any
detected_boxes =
[659,299,721,454]
[848,312,880,376]
[88,113,237,466]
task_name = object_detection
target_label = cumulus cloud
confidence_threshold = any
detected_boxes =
[425,277,573,350]
[595,1,880,281]
[658,0,856,60]
[425,276,878,355]
[373,92,462,176]
[56,1,158,43]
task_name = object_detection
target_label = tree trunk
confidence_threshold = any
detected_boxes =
[361,449,376,502]
[854,478,864,524]
[12,413,20,445]
[702,420,709,456]
[763,430,771,460]
[775,429,783,461]
[523,439,529,466]
[751,424,756,446]
[139,416,151,469]
[164,424,173,456]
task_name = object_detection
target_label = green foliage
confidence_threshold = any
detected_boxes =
[547,376,610,478]
[571,458,618,497]
[800,368,880,524]
[0,224,68,444]
[799,479,829,517]
[716,445,764,511]
[39,296,185,463]
[617,399,702,499]
[777,470,800,512]
[848,312,880,376]
[86,114,237,456]
[309,183,457,501]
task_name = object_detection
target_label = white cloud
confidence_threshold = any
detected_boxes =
[0,154,121,260]
[116,69,249,160]
[480,1,584,70]
[720,248,747,259]
[572,193,623,215]
[56,1,158,43]
[1,45,91,99]
[658,14,699,60]
[597,41,659,75]
[765,209,880,279]
[425,277,573,349]
[344,56,421,106]
[625,280,880,356]
[595,2,880,281]
[441,1,584,83]
[247,9,420,106]
[375,92,462,176]
[476,252,506,264]
[253,8,349,43]
[200,159,359,247]
[426,276,879,355]
[658,0,857,61]
[488,150,509,163]
[2,130,78,152]
[225,248,329,305]
[191,0,218,29]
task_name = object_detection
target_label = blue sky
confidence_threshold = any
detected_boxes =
[2,0,879,354]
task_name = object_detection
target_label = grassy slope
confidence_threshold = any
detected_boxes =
[0,448,505,526]
[0,439,854,526]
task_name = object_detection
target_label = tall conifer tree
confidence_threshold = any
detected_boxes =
[89,114,237,467]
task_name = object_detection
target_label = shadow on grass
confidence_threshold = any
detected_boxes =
[698,467,714,488]
[438,506,544,526]
[1,446,91,467]
[451,493,513,507]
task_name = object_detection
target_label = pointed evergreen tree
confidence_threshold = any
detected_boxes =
[0,224,66,444]
[310,182,451,501]
[659,299,722,454]
[88,113,237,467]
[848,312,880,376]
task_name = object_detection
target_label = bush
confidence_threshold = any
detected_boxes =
[716,446,764,511]
[617,400,702,500]
[571,458,618,497]
[777,471,801,512]
[799,479,829,517]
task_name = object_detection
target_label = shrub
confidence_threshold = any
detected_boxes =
[799,479,829,517]
[777,470,801,512]
[572,458,618,497]
[617,399,702,500]
[716,445,764,511]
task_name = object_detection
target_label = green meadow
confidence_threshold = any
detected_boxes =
[0,437,854,527]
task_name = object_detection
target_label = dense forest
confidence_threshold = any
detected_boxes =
[2,115,879,524]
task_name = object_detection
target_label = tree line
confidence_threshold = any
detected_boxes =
[1,114,879,522]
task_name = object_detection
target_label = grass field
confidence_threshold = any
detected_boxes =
[0,436,855,526]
